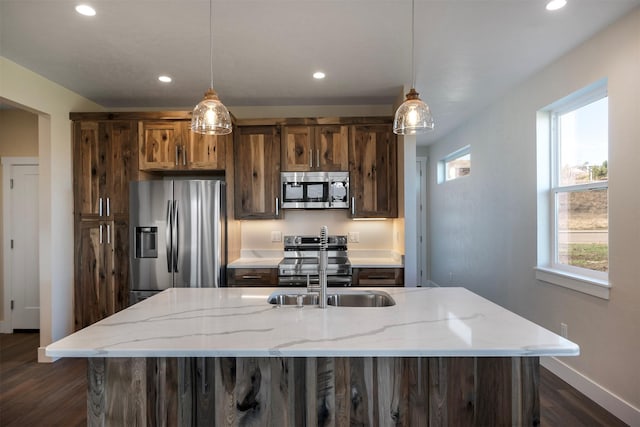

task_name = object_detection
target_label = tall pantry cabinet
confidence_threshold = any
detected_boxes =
[72,120,136,330]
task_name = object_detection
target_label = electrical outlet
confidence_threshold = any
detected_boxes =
[560,323,568,338]
[271,231,282,242]
[348,232,360,243]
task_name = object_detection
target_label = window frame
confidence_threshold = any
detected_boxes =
[535,80,610,299]
[437,145,471,184]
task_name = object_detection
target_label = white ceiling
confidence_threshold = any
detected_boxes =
[1,0,638,144]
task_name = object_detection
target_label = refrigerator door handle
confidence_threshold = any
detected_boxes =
[173,200,179,272]
[166,200,172,273]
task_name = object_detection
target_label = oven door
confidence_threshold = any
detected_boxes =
[281,181,329,209]
[278,275,352,287]
[281,172,332,209]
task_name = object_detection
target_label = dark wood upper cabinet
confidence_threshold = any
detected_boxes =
[188,131,228,170]
[282,125,349,172]
[139,120,227,171]
[138,121,184,171]
[234,126,281,219]
[73,120,134,218]
[349,124,398,218]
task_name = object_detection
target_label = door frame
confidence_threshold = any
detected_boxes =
[416,156,429,285]
[1,157,39,333]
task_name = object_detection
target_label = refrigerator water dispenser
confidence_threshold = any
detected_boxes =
[135,227,158,258]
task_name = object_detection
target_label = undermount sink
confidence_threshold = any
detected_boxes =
[267,290,395,308]
[268,293,320,306]
[327,291,395,307]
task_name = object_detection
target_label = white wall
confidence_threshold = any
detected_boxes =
[427,7,640,418]
[240,210,397,250]
[0,57,103,359]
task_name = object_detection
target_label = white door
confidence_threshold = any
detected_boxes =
[9,164,40,329]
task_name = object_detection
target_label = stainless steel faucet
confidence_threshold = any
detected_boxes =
[318,225,328,308]
[307,225,329,308]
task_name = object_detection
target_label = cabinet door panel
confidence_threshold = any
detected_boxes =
[139,121,183,170]
[188,131,227,170]
[111,219,130,312]
[282,126,312,171]
[349,125,397,218]
[234,127,281,219]
[75,221,112,330]
[315,125,349,171]
[104,121,135,216]
[74,122,104,217]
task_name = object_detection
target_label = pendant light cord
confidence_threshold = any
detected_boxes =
[411,0,416,89]
[209,0,214,89]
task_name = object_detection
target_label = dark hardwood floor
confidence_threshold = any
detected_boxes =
[0,332,629,426]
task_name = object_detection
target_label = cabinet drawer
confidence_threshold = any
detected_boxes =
[227,268,277,287]
[353,268,404,286]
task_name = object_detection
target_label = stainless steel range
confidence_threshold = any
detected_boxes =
[278,235,352,287]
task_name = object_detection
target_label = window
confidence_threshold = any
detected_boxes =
[438,145,470,183]
[536,80,610,299]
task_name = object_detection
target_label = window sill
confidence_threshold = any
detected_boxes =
[535,267,610,300]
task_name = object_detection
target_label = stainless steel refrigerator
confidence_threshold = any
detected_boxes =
[129,179,226,304]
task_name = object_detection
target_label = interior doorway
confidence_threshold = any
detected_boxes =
[416,157,428,285]
[2,158,39,331]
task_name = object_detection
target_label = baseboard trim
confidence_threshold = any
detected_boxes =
[541,356,640,426]
[0,320,11,334]
[38,346,56,363]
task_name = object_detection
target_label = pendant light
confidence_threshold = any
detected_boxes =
[191,0,232,135]
[393,0,434,135]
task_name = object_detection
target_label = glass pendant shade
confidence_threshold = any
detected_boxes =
[191,88,232,135]
[393,88,434,135]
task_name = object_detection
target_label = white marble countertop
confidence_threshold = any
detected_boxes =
[349,257,403,268]
[227,257,282,269]
[46,287,579,358]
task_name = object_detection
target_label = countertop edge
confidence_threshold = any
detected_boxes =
[46,348,580,358]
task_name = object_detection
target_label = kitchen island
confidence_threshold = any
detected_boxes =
[46,287,578,426]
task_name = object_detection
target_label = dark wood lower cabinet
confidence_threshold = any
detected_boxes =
[352,268,404,286]
[227,268,278,287]
[87,356,539,426]
[74,218,129,330]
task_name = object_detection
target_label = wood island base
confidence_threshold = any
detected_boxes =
[87,356,539,426]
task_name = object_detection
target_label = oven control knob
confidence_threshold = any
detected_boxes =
[295,236,301,245]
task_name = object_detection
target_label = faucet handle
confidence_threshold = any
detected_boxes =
[320,225,328,249]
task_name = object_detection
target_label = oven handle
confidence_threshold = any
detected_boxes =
[277,276,352,286]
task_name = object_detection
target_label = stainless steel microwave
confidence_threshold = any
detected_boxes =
[280,171,349,209]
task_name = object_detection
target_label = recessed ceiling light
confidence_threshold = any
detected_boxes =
[75,4,96,16]
[546,0,567,11]
[158,75,172,83]
[313,71,326,79]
